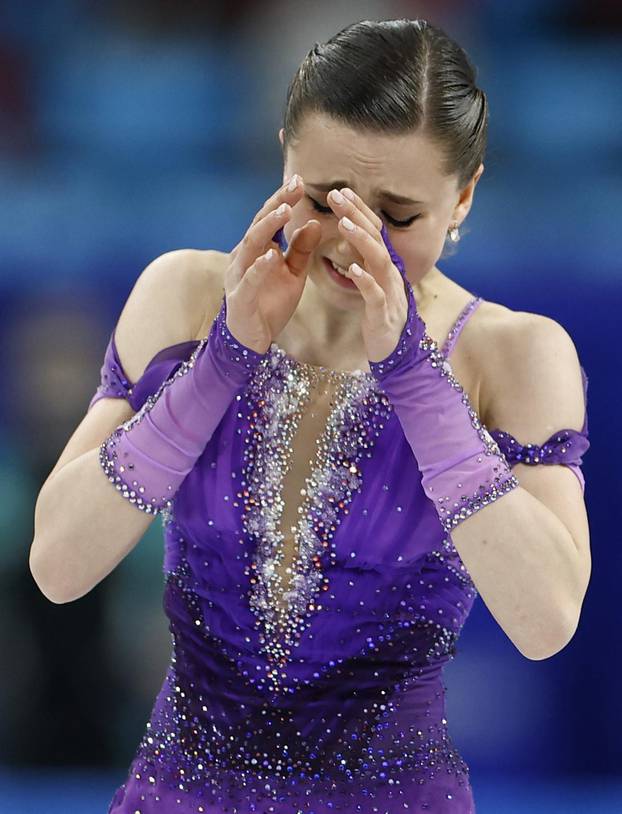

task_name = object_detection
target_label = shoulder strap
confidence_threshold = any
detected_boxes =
[441,296,484,358]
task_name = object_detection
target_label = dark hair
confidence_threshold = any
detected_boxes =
[282,18,488,193]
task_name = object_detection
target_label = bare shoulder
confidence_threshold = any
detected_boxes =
[114,248,227,384]
[40,248,230,488]
[192,249,229,338]
[161,247,228,340]
[471,298,581,374]
[468,298,585,434]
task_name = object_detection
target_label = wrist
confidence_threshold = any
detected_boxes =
[99,300,270,517]
[368,280,428,380]
[224,319,271,356]
[202,298,270,386]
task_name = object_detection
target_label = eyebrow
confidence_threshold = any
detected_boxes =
[305,180,424,206]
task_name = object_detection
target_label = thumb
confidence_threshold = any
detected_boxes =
[284,220,322,278]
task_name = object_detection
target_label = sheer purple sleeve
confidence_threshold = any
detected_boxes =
[98,298,268,516]
[368,226,519,532]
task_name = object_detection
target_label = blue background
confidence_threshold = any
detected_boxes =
[1,0,620,811]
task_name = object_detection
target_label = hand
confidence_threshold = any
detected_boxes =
[323,187,414,363]
[224,175,322,353]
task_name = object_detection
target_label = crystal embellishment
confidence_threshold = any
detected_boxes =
[238,346,392,687]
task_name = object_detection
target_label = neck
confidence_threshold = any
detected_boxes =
[278,265,445,367]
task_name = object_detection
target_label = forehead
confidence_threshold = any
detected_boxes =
[287,112,456,201]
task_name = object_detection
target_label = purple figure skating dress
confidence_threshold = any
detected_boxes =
[90,293,589,813]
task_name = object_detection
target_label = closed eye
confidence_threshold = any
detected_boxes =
[307,195,421,228]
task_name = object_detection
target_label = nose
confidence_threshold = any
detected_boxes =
[335,235,361,267]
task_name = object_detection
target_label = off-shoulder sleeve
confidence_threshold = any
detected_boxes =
[88,329,133,411]
[88,328,201,413]
[488,367,590,492]
[488,427,590,491]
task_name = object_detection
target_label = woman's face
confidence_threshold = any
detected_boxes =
[280,112,483,309]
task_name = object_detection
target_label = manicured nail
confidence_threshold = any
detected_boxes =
[341,188,355,200]
[350,263,363,277]
[275,202,287,215]
[330,189,345,205]
[265,248,274,260]
[341,216,355,231]
[287,174,299,191]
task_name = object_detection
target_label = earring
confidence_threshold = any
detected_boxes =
[448,222,460,243]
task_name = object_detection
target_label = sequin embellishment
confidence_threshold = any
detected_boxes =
[492,428,585,465]
[239,345,392,685]
[104,340,481,811]
[98,298,268,519]
[440,297,483,358]
[369,281,519,533]
[98,335,210,518]
[417,333,520,531]
[89,329,135,409]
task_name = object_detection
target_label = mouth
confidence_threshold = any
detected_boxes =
[321,256,358,290]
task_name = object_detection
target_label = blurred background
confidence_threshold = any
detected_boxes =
[1,1,620,812]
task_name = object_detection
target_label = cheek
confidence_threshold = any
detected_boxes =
[391,223,447,278]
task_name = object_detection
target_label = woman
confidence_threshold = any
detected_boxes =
[30,18,591,814]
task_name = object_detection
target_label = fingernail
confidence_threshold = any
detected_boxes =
[341,188,355,200]
[265,248,274,260]
[287,174,299,191]
[350,263,363,277]
[275,203,287,215]
[330,189,345,205]
[341,216,355,231]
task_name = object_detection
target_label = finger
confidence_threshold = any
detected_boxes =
[337,216,396,294]
[234,246,279,307]
[284,219,322,278]
[233,202,292,280]
[324,188,382,242]
[344,262,387,322]
[379,222,407,278]
[339,187,384,234]
[250,174,305,228]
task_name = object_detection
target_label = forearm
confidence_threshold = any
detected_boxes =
[450,484,586,659]
[376,338,584,659]
[30,447,155,603]
[31,297,267,603]
[101,297,267,514]
[368,242,585,661]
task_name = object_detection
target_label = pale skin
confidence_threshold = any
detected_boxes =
[217,111,591,661]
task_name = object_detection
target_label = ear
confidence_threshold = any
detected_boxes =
[278,128,285,147]
[452,162,484,224]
